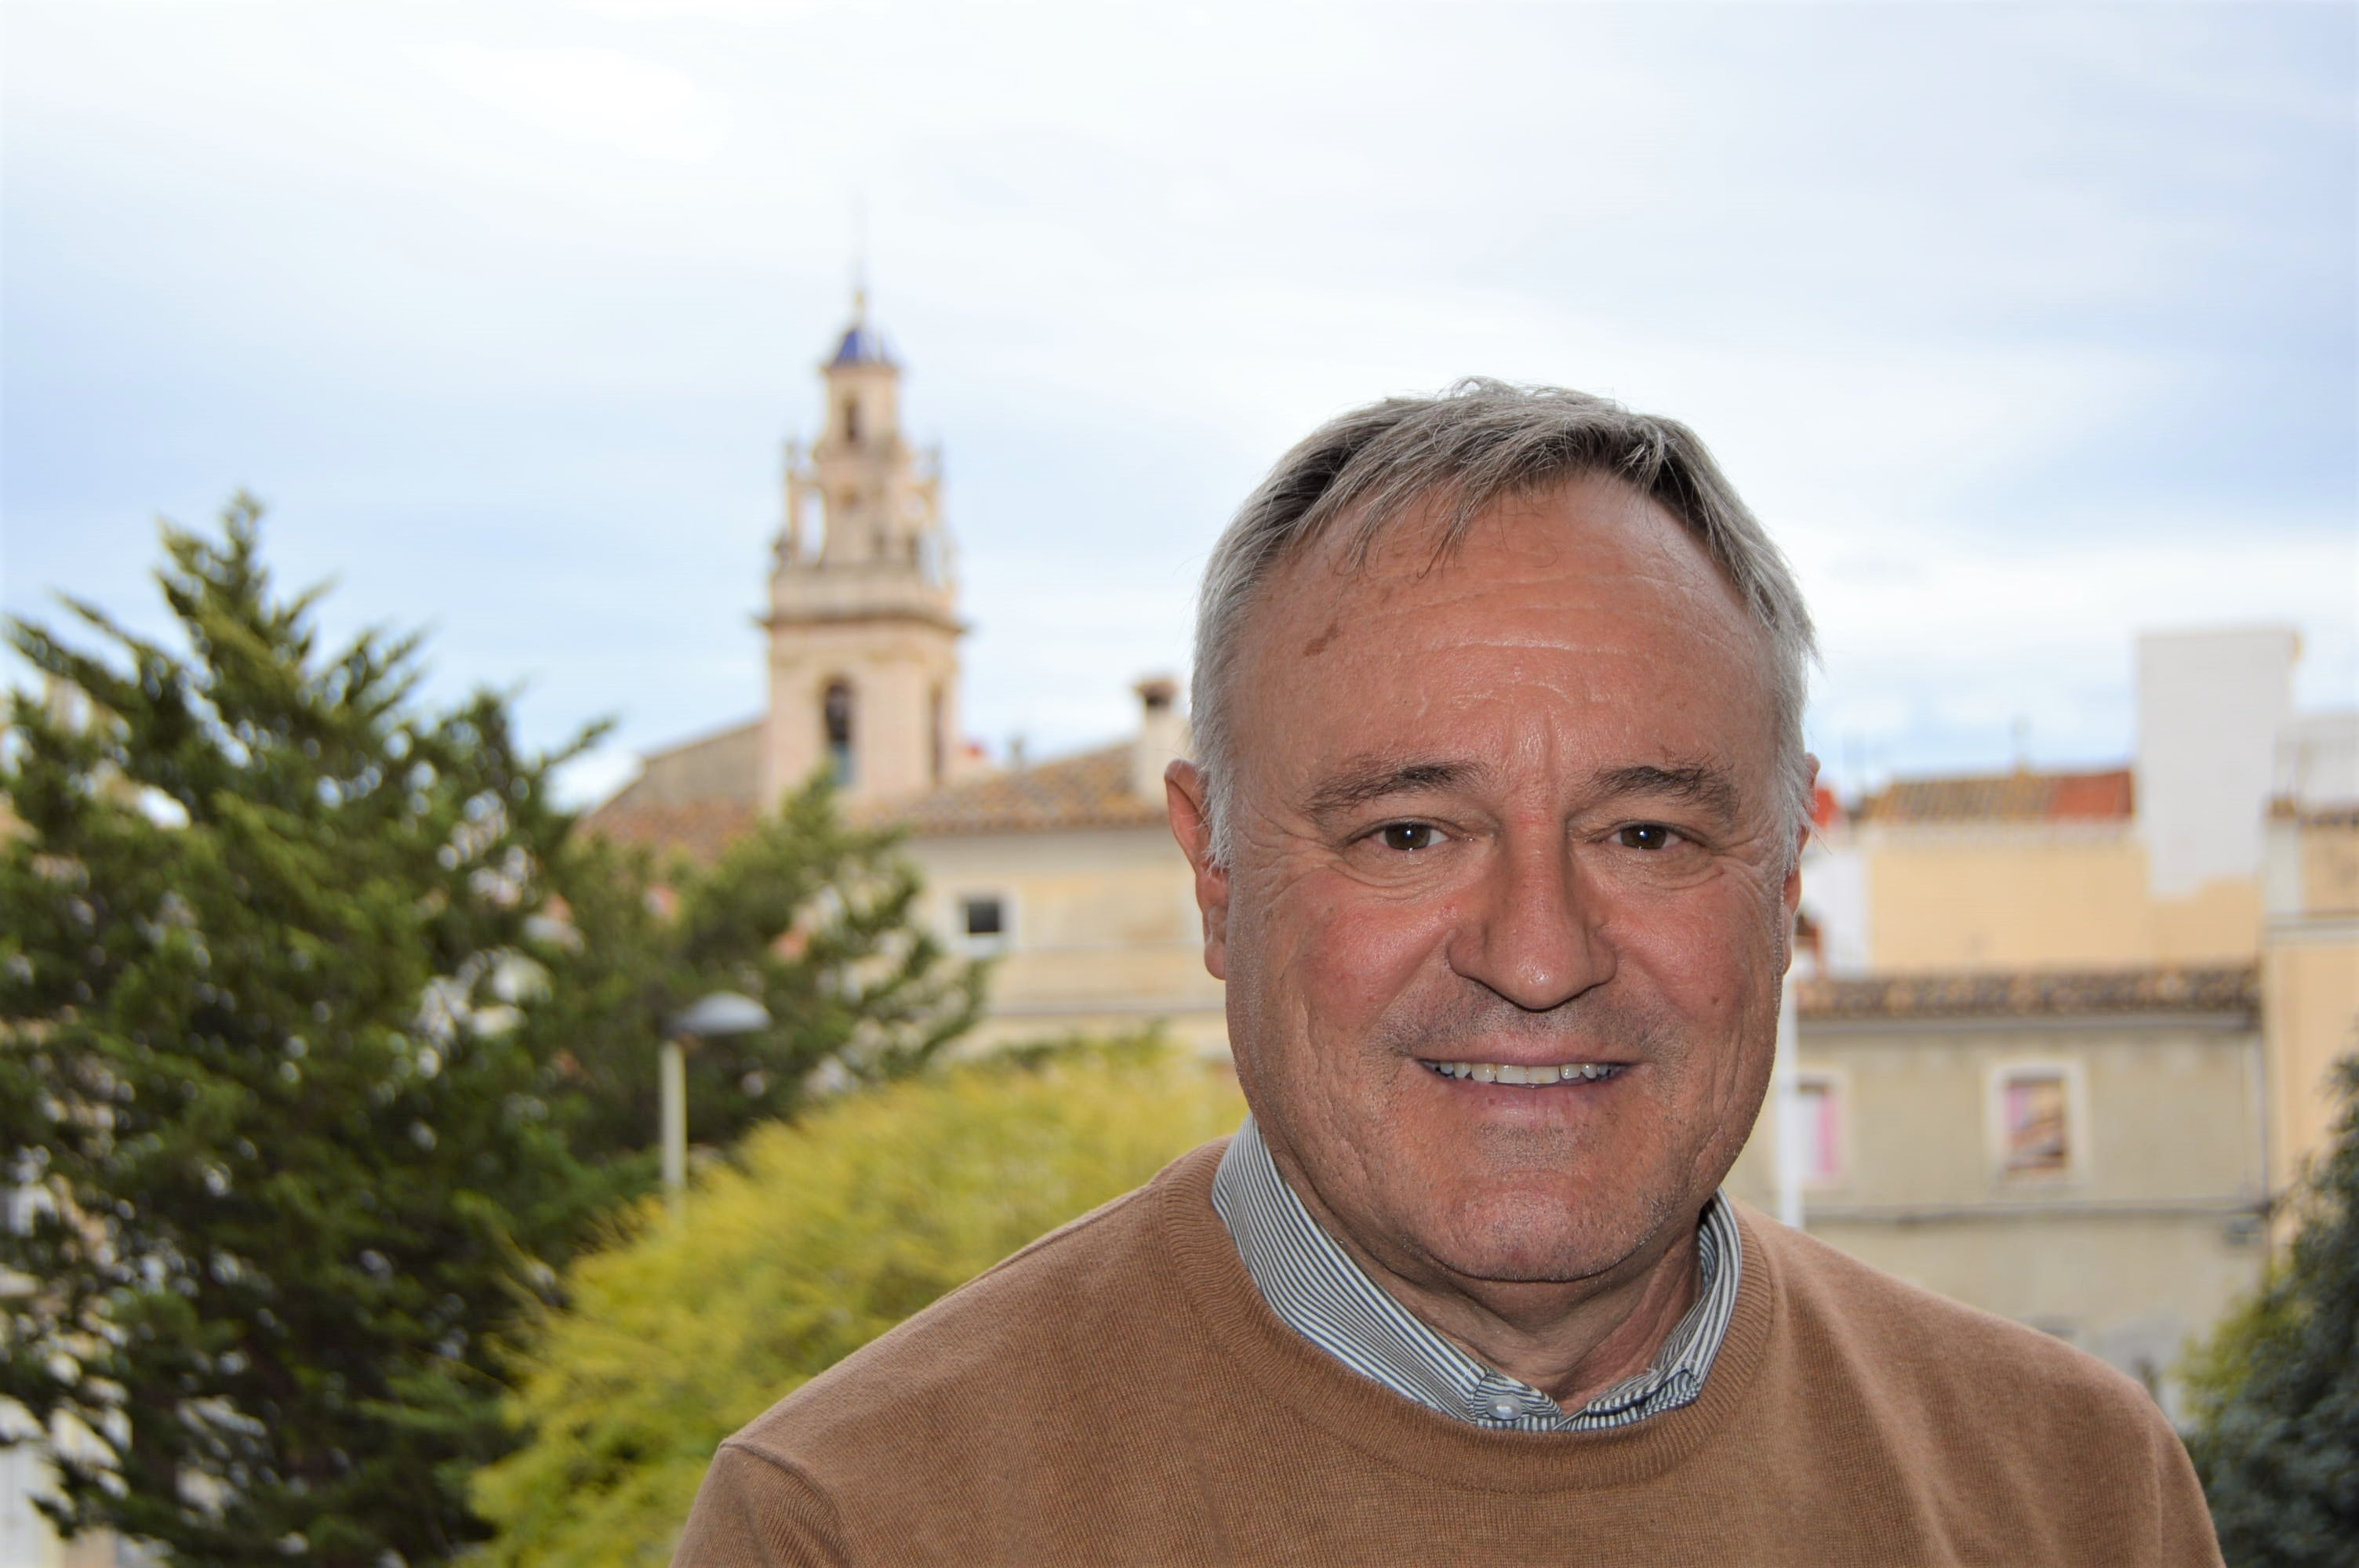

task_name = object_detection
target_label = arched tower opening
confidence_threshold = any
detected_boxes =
[823,679,856,787]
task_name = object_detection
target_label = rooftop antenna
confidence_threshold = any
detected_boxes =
[851,194,870,318]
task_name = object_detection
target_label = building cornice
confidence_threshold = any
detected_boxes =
[759,609,966,636]
[1801,1196,2265,1225]
[1795,963,2259,1025]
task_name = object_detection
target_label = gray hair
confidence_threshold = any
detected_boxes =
[1190,379,1818,866]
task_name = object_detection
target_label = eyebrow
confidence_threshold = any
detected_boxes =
[1585,762,1743,824]
[1296,756,1747,827]
[1301,757,1486,820]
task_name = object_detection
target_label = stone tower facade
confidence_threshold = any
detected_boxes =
[759,295,965,807]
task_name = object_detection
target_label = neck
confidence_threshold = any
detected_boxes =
[1270,1145,1705,1407]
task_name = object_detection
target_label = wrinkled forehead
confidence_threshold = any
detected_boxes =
[1245,471,1765,670]
[1209,472,1787,834]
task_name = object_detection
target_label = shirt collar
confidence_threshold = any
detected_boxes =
[1210,1114,1743,1432]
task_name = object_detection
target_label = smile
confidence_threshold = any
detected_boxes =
[1420,1060,1626,1085]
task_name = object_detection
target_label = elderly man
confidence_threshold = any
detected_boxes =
[676,383,2222,1566]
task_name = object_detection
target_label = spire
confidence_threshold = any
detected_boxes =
[826,279,894,370]
[825,199,890,368]
[765,263,958,809]
[851,194,868,307]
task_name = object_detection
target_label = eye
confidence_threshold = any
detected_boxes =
[1377,822,1443,852]
[1616,822,1677,851]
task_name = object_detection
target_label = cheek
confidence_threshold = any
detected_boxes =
[1613,883,1785,1022]
[1241,871,1456,1042]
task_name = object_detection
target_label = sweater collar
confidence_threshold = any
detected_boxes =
[1210,1116,1743,1432]
[1155,1138,1781,1492]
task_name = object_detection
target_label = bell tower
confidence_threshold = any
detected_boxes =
[761,291,964,806]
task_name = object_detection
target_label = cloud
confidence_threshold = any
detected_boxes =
[1798,506,2357,785]
[434,44,724,162]
[9,2,2349,797]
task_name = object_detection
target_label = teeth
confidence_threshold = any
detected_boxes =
[1424,1061,1620,1085]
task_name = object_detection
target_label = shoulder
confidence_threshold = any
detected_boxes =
[1742,1204,2159,1423]
[1736,1205,2219,1563]
[725,1139,1220,1470]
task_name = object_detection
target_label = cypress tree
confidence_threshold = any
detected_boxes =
[0,499,986,1564]
[0,499,627,1565]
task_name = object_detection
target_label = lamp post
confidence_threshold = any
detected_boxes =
[662,990,773,1218]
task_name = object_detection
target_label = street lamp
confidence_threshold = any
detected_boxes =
[662,990,773,1217]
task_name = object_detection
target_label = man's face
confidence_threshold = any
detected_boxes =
[1179,474,1802,1295]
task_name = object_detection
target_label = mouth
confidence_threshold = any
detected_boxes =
[1419,1059,1628,1086]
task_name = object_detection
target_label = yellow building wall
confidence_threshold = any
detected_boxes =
[2302,815,2359,913]
[907,825,1230,1055]
[1863,826,2261,972]
[1794,1024,2262,1209]
[2259,815,2359,1214]
[1777,1015,2267,1420]
[2263,938,2359,1202]
[1807,1212,2259,1416]
[1722,1106,1779,1214]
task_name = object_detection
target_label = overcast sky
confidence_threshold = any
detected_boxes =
[5,1,2353,806]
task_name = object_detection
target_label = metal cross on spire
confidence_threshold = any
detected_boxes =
[851,194,870,319]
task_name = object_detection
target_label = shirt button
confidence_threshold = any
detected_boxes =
[1488,1397,1520,1421]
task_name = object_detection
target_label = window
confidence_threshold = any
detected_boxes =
[822,679,856,787]
[958,895,1011,954]
[2002,1074,2070,1174]
[1794,1073,1846,1188]
[1990,1062,2085,1181]
[841,395,862,443]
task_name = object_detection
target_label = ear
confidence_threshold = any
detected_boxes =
[1786,753,1821,924]
[1165,759,1231,981]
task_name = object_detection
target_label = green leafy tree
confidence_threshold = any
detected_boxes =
[0,499,983,1566]
[529,774,986,1173]
[470,1042,1245,1568]
[2184,1053,2359,1565]
[0,498,622,1566]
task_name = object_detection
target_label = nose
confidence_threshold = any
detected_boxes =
[1445,829,1614,1011]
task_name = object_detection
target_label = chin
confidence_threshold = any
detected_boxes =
[1419,1187,1669,1287]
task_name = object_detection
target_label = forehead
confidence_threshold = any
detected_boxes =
[1231,472,1776,777]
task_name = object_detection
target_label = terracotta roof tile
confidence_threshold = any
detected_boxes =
[578,797,761,866]
[1856,767,2133,825]
[865,743,1164,837]
[1797,963,2257,1022]
[577,738,1163,861]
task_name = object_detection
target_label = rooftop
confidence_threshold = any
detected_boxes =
[1795,962,2257,1022]
[867,742,1165,837]
[580,729,1168,866]
[577,796,760,866]
[1854,766,2134,826]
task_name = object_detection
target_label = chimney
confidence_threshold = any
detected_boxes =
[2135,626,2298,898]
[1132,676,1187,801]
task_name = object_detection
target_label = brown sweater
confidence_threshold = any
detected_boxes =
[675,1140,2222,1566]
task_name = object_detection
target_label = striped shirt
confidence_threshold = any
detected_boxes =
[1211,1115,1743,1432]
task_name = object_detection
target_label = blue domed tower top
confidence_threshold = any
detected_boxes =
[826,289,896,369]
